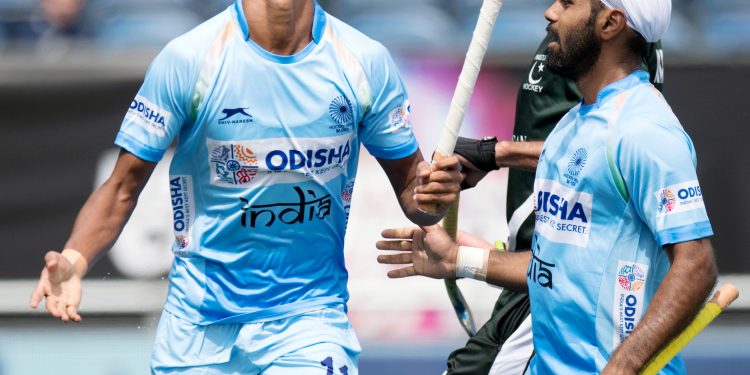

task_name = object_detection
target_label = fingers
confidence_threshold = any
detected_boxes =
[67,304,82,323]
[417,170,463,184]
[432,155,462,171]
[377,252,413,265]
[45,296,62,318]
[380,227,419,240]
[413,192,459,207]
[29,279,49,309]
[387,266,417,279]
[376,240,412,251]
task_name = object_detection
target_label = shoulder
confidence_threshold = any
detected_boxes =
[153,9,234,72]
[616,85,682,138]
[324,14,394,70]
[611,86,694,160]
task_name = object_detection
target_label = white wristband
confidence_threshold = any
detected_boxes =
[456,246,490,281]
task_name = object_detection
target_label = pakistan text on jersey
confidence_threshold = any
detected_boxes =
[239,186,332,228]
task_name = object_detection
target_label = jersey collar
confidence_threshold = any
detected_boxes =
[233,0,327,64]
[579,70,650,116]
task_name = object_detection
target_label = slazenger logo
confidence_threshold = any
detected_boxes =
[653,180,705,216]
[126,95,170,136]
[534,179,592,247]
[207,134,353,188]
[218,107,254,125]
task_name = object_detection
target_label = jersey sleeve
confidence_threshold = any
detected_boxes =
[114,43,193,163]
[358,44,419,160]
[616,119,713,246]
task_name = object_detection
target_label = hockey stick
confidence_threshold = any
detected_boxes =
[436,0,504,337]
[640,283,740,375]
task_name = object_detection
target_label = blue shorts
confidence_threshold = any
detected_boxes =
[151,306,361,374]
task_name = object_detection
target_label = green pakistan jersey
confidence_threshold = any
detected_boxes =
[446,36,663,375]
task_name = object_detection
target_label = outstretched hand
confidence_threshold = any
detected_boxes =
[376,225,458,279]
[29,251,83,323]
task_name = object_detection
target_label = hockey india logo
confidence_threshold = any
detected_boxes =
[329,96,353,125]
[567,148,588,176]
[657,189,677,213]
[617,264,646,291]
[210,144,259,185]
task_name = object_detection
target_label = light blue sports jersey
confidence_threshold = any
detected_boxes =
[527,71,713,374]
[115,1,418,324]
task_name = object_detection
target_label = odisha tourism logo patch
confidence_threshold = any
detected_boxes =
[657,189,676,213]
[329,96,353,126]
[210,144,259,185]
[617,264,646,292]
[567,148,588,177]
[341,180,355,203]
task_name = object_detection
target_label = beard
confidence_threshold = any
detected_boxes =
[546,13,602,80]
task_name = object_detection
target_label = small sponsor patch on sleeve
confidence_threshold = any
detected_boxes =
[653,180,705,216]
[386,100,411,133]
[125,95,171,136]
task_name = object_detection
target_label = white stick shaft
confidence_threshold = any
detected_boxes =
[436,0,504,156]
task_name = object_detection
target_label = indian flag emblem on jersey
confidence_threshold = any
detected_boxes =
[656,189,676,213]
[210,144,259,185]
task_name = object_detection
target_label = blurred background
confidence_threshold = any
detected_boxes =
[1,0,749,374]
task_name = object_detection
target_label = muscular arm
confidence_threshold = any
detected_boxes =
[377,150,461,226]
[496,140,544,171]
[458,139,544,189]
[65,150,156,273]
[484,249,532,291]
[29,149,156,322]
[605,238,718,373]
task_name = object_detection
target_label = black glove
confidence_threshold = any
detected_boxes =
[453,136,498,172]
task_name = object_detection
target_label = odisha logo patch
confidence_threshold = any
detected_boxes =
[657,189,676,213]
[617,264,646,291]
[341,180,355,203]
[210,144,259,185]
[567,148,588,176]
[329,96,353,126]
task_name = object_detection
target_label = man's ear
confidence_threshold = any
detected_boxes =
[599,8,628,41]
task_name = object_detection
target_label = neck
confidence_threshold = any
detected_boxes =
[577,48,640,105]
[243,0,315,55]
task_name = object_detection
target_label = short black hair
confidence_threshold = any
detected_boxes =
[627,29,649,59]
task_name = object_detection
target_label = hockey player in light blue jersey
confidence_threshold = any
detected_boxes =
[29,1,464,373]
[377,1,718,374]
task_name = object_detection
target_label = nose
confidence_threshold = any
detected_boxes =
[545,1,560,23]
